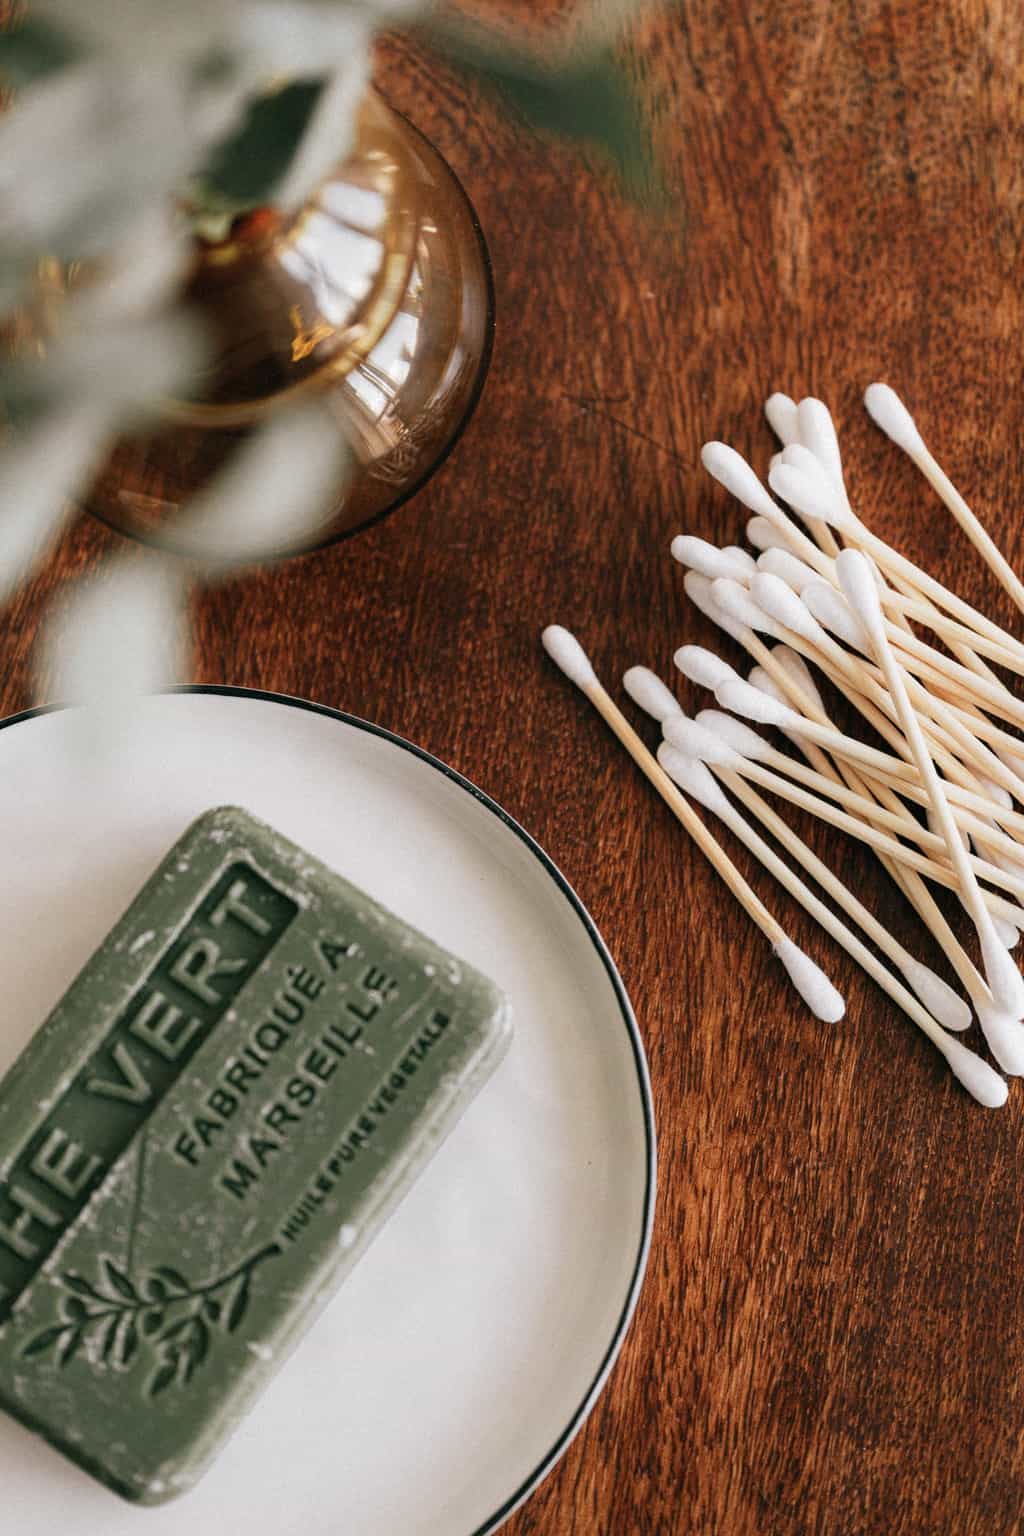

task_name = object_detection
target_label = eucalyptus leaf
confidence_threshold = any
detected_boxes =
[196,80,328,210]
[416,21,652,194]
[0,17,79,88]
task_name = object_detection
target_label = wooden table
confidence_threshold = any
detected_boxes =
[6,4,1024,1531]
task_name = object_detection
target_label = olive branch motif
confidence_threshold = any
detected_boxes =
[22,1245,281,1397]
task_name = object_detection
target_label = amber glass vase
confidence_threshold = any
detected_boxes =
[85,88,494,557]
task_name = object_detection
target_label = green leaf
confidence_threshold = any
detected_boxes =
[60,1295,90,1324]
[22,1325,65,1359]
[115,1315,139,1369]
[154,1266,190,1296]
[195,80,326,213]
[0,18,79,89]
[187,1318,210,1369]
[417,21,653,195]
[102,1260,138,1302]
[149,1359,178,1398]
[159,1316,197,1344]
[140,1307,166,1339]
[57,1327,82,1366]
[62,1273,101,1300]
[98,1314,119,1363]
[226,1273,251,1333]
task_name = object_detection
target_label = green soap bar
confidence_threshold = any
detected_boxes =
[0,806,511,1504]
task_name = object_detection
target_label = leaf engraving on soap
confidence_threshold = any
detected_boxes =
[21,1244,281,1389]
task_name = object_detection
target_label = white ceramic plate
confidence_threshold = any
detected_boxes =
[0,688,655,1536]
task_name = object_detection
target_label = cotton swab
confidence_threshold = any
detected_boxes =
[801,580,1024,735]
[706,438,1024,686]
[643,704,971,1032]
[748,572,1024,797]
[662,713,1024,911]
[768,456,1024,666]
[756,547,823,594]
[669,536,756,583]
[837,550,1024,1018]
[696,706,1024,877]
[540,626,844,1019]
[748,662,1024,1046]
[656,747,1004,1105]
[746,516,792,554]
[865,382,1024,619]
[693,651,1024,839]
[741,664,1024,1070]
[764,393,801,446]
[694,649,1024,913]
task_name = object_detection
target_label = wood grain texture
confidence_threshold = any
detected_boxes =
[6,3,1024,1531]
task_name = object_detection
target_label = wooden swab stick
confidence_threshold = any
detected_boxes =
[837,550,1024,1016]
[713,754,969,1031]
[540,626,845,1019]
[657,746,1005,1106]
[741,574,1024,800]
[624,666,971,1031]
[865,382,1024,619]
[663,713,1024,907]
[695,708,1024,877]
[674,620,1024,845]
[799,580,1024,731]
[769,456,1024,665]
[763,420,1024,1057]
[703,653,1024,840]
[750,654,1024,1045]
[702,438,1024,670]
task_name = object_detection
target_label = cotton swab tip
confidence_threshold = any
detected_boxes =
[749,665,787,706]
[749,571,825,644]
[657,743,732,816]
[711,576,784,638]
[897,957,972,1032]
[542,626,598,690]
[756,547,821,593]
[770,646,825,712]
[622,666,681,723]
[980,934,1024,1016]
[716,677,798,729]
[670,535,756,582]
[975,1005,1024,1078]
[835,548,886,640]
[802,581,869,653]
[674,645,738,691]
[682,570,743,643]
[993,918,1020,950]
[774,938,845,1022]
[937,1034,1008,1108]
[764,392,800,446]
[701,442,777,517]
[768,462,850,529]
[695,708,772,762]
[863,382,926,456]
[662,712,741,767]
[745,516,790,554]
[796,397,845,492]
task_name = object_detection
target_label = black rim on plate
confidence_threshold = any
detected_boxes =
[0,685,657,1534]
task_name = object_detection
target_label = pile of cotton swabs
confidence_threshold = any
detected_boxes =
[543,384,1024,1108]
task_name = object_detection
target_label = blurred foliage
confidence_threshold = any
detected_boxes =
[196,80,325,210]
[0,15,77,86]
[416,19,653,197]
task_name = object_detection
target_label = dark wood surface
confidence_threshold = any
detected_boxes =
[7,4,1024,1531]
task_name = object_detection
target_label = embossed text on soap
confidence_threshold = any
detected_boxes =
[0,863,296,1318]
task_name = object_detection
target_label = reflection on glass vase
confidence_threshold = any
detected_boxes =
[86,87,494,557]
